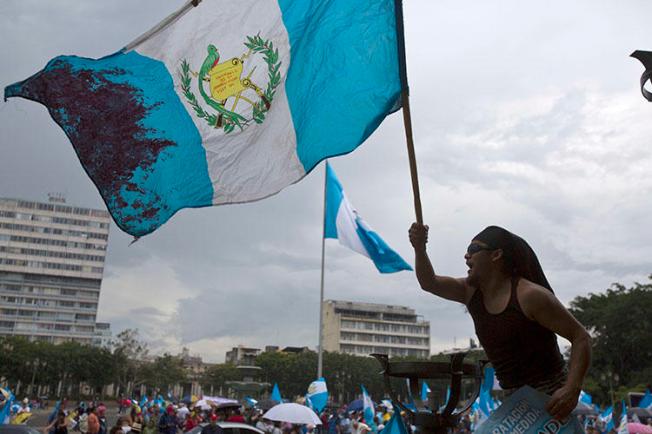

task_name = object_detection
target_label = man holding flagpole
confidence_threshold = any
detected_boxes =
[408,223,592,421]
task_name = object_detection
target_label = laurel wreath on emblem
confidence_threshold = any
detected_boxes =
[180,34,282,134]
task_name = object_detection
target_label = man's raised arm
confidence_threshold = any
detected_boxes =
[409,223,470,304]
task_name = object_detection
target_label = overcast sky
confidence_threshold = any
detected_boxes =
[2,1,652,363]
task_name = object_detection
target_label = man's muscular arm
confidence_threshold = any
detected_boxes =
[409,223,471,304]
[519,282,592,421]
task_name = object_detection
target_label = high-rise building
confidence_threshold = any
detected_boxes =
[322,299,431,358]
[0,196,110,345]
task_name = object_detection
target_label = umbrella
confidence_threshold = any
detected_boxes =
[215,402,241,410]
[264,403,322,425]
[257,399,280,411]
[627,423,652,434]
[194,400,212,410]
[629,408,652,419]
[347,399,363,412]
[573,402,598,416]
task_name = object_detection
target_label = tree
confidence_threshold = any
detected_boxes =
[569,277,652,402]
[141,353,187,393]
[111,329,149,396]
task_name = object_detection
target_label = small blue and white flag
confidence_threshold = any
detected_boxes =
[361,385,377,433]
[325,163,412,273]
[600,406,614,432]
[306,378,328,414]
[0,388,14,425]
[617,400,629,434]
[579,390,592,405]
[5,0,402,238]
[244,397,258,408]
[271,383,282,403]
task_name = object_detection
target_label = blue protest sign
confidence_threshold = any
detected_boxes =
[475,386,583,434]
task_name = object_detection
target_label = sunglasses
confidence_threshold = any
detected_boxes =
[466,243,494,255]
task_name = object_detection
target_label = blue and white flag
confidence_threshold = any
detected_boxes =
[306,378,328,414]
[420,382,430,403]
[5,0,402,238]
[579,390,592,406]
[244,397,258,408]
[271,383,282,403]
[600,406,614,432]
[361,385,377,433]
[0,388,14,425]
[617,400,629,434]
[325,163,412,273]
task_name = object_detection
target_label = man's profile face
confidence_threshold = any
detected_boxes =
[465,240,493,285]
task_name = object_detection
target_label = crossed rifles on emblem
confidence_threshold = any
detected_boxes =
[192,46,271,128]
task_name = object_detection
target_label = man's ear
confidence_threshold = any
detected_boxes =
[491,249,504,262]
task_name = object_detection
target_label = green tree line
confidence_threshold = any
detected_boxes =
[1,279,649,406]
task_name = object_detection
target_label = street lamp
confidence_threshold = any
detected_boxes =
[600,371,619,408]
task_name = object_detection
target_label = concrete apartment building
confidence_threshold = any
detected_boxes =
[322,299,431,358]
[0,196,111,345]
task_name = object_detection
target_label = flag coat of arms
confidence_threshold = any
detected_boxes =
[5,0,401,237]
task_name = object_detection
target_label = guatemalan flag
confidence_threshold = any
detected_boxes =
[305,378,328,414]
[4,0,402,237]
[325,163,412,273]
[361,385,377,433]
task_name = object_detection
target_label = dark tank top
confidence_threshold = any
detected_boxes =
[467,277,565,390]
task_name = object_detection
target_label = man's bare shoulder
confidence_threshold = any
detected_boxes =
[516,278,558,319]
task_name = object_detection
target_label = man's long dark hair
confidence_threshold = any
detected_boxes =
[473,225,553,292]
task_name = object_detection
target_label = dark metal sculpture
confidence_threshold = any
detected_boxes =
[372,353,486,434]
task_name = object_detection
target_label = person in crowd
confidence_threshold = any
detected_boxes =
[158,405,178,434]
[255,415,271,433]
[270,421,282,434]
[87,407,100,434]
[142,418,157,434]
[97,406,107,434]
[200,414,223,434]
[44,411,68,434]
[79,407,89,434]
[350,419,369,434]
[226,409,245,423]
[409,223,592,420]
[338,412,351,434]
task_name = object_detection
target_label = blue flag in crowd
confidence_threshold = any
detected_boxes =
[271,383,282,402]
[579,390,592,405]
[600,406,614,432]
[361,385,377,433]
[639,389,652,409]
[380,410,408,434]
[4,0,401,238]
[306,378,328,414]
[325,163,412,273]
[420,382,430,403]
[617,400,629,434]
[0,389,14,425]
[244,397,258,408]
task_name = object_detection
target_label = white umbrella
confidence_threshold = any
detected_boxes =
[263,403,322,425]
[194,400,212,410]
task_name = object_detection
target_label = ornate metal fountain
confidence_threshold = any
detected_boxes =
[372,353,486,434]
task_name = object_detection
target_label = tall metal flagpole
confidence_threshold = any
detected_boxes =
[317,161,328,378]
[394,0,423,224]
